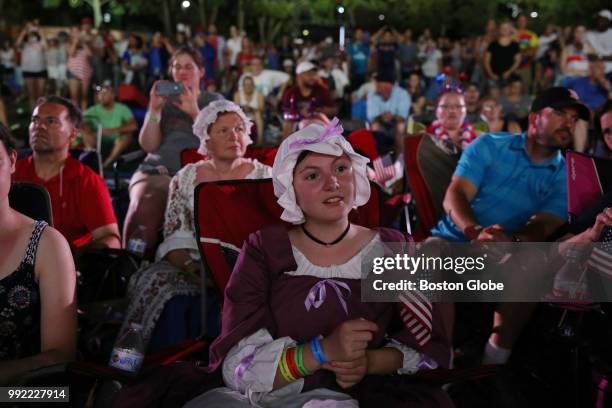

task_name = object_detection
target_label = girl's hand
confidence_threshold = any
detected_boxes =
[321,319,377,362]
[322,354,368,389]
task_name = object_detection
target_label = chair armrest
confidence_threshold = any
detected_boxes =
[113,149,147,170]
[14,363,70,386]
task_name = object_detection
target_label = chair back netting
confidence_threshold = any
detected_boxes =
[9,182,53,225]
[195,179,383,293]
[404,134,459,241]
[180,146,280,168]
[566,151,612,223]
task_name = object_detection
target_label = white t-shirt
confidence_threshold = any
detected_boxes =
[586,29,612,73]
[420,48,442,78]
[319,68,350,98]
[0,48,15,69]
[21,42,46,73]
[227,36,242,66]
[248,69,290,97]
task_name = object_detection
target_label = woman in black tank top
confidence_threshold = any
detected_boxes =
[0,124,76,385]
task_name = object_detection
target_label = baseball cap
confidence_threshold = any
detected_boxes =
[530,87,590,121]
[597,9,612,20]
[296,61,317,75]
[94,79,113,92]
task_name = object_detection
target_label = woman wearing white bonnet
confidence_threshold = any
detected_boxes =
[115,100,271,350]
[185,117,452,408]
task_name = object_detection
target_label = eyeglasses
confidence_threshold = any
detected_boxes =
[210,125,246,138]
[438,104,466,111]
[171,64,197,71]
[30,116,62,128]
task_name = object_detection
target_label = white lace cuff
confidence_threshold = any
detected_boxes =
[222,328,303,403]
[384,339,438,375]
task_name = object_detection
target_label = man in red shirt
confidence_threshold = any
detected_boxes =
[13,96,120,250]
[281,61,337,138]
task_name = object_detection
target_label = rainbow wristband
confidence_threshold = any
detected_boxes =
[285,347,302,380]
[295,344,311,376]
[278,348,297,382]
[310,337,328,365]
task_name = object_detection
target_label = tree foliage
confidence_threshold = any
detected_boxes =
[27,0,612,42]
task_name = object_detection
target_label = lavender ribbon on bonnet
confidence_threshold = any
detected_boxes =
[305,278,351,315]
[289,117,344,149]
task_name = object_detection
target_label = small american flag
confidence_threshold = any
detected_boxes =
[587,227,612,278]
[372,153,397,186]
[398,289,432,346]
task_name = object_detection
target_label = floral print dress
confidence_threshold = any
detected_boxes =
[0,221,47,359]
[117,160,272,349]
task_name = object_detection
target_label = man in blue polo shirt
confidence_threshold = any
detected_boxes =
[431,87,590,365]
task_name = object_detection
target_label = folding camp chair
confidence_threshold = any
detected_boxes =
[566,151,612,223]
[540,151,612,406]
[180,146,280,169]
[194,178,383,294]
[9,182,53,225]
[404,133,460,241]
[346,129,379,161]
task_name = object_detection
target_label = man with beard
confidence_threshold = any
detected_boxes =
[13,96,120,250]
[281,61,336,138]
[430,87,590,366]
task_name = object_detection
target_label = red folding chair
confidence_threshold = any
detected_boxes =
[566,151,612,223]
[180,146,280,169]
[403,133,461,241]
[346,129,379,161]
[194,178,383,293]
[404,134,438,241]
[181,148,207,167]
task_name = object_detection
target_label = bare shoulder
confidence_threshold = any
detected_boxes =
[38,225,70,253]
[35,226,74,280]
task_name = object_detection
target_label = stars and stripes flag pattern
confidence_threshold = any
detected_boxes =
[588,227,612,278]
[398,289,433,346]
[372,153,397,186]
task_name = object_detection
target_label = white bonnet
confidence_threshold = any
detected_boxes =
[272,117,371,224]
[192,100,253,155]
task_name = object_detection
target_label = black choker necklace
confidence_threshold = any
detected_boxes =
[301,223,351,247]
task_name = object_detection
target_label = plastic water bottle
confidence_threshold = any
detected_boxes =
[552,248,588,300]
[109,323,145,373]
[127,226,147,258]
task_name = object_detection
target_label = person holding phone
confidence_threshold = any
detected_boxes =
[16,22,48,109]
[123,45,223,255]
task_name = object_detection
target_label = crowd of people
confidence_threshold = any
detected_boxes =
[0,7,612,407]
